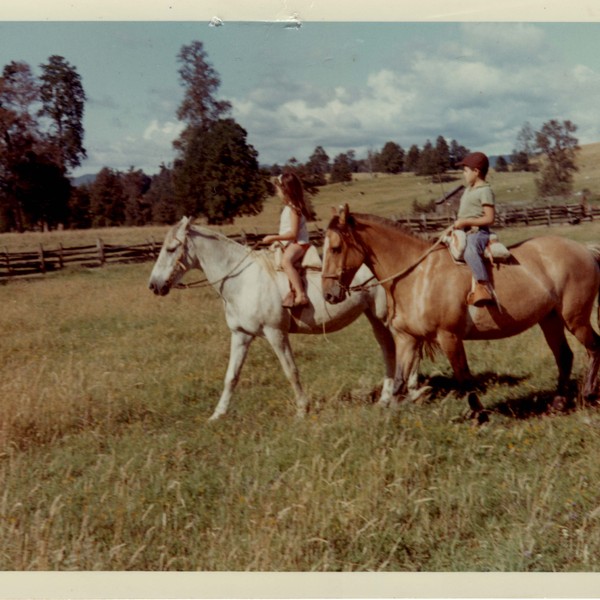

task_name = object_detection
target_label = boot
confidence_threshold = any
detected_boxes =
[467,282,494,307]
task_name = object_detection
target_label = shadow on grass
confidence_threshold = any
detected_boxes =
[420,372,590,420]
[329,371,597,421]
[424,371,528,399]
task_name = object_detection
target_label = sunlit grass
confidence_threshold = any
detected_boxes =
[1,254,600,570]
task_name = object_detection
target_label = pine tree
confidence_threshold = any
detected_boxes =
[330,152,353,183]
[535,119,579,198]
[172,42,267,223]
[38,55,86,171]
[377,141,404,174]
[405,145,421,172]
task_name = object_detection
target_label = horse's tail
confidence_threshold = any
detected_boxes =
[586,242,600,323]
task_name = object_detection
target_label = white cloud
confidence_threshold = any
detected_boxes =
[143,119,184,142]
[230,23,600,165]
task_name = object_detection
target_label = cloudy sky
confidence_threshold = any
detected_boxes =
[2,11,600,177]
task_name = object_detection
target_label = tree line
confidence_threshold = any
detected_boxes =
[0,42,583,232]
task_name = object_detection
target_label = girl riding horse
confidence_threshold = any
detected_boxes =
[263,171,312,308]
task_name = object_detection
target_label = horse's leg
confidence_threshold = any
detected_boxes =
[209,330,254,421]
[565,319,600,400]
[435,330,486,420]
[263,327,309,417]
[538,311,573,400]
[436,330,473,388]
[391,332,421,401]
[363,310,397,407]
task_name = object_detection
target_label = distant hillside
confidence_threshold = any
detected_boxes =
[71,173,96,186]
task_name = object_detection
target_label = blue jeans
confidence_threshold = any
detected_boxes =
[464,229,490,282]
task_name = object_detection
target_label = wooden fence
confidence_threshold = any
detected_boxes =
[395,202,600,234]
[0,230,324,280]
[1,203,599,279]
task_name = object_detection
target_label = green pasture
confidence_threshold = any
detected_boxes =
[2,216,600,571]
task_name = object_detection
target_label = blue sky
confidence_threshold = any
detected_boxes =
[2,19,600,177]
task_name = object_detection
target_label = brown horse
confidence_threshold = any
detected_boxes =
[322,204,600,418]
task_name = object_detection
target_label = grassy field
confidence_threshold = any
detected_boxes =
[2,148,600,573]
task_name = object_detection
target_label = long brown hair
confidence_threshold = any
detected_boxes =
[278,171,313,220]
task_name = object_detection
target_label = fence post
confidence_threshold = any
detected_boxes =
[546,208,551,227]
[58,243,64,270]
[148,237,157,259]
[97,238,105,266]
[38,243,46,274]
[4,246,11,276]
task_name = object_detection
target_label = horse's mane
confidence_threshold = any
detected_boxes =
[189,225,245,248]
[328,212,434,245]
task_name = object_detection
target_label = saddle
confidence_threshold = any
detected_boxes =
[442,229,511,265]
[266,242,322,272]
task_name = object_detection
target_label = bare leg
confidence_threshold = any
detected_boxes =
[209,330,254,421]
[282,243,308,303]
[263,327,309,417]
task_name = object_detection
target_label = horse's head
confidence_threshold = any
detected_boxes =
[322,204,366,304]
[148,216,194,296]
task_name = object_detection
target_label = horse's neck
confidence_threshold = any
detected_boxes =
[191,229,252,290]
[355,218,429,278]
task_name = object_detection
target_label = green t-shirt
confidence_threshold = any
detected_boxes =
[457,183,495,220]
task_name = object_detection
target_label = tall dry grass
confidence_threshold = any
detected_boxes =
[1,248,600,570]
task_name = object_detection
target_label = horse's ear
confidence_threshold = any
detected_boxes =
[181,216,191,231]
[339,203,350,226]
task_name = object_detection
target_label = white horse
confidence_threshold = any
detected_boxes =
[148,216,401,420]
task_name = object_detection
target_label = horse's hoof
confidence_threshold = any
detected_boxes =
[550,395,568,413]
[376,395,392,408]
[408,385,432,403]
[467,392,485,412]
[476,410,490,425]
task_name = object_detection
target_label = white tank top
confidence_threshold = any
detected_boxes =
[279,206,309,245]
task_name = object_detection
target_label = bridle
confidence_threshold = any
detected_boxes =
[321,226,372,294]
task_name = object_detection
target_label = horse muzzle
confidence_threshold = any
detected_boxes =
[148,279,171,296]
[323,280,346,304]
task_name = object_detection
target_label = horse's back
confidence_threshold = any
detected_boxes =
[509,235,599,286]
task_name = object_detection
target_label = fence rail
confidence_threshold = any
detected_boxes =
[395,202,600,233]
[1,202,599,279]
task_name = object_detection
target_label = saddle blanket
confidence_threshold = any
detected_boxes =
[442,229,512,264]
[264,242,322,271]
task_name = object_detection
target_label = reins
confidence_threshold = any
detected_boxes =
[174,239,262,291]
[325,225,453,293]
